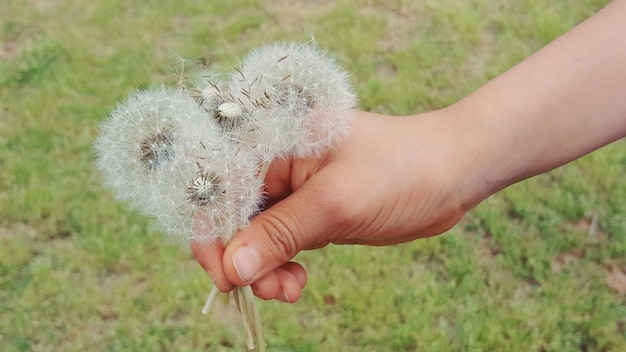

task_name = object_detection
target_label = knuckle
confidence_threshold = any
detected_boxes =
[257,212,300,260]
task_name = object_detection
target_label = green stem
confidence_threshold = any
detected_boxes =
[257,160,271,183]
[240,285,265,352]
[233,287,256,351]
[201,285,220,315]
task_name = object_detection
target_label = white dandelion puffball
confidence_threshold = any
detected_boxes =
[94,86,263,245]
[228,41,358,159]
[94,87,213,209]
[187,146,264,244]
[148,141,263,245]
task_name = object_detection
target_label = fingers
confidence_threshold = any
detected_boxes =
[262,157,293,202]
[222,174,337,287]
[191,241,307,302]
[190,241,234,293]
[191,157,327,301]
[263,156,323,208]
[251,261,307,302]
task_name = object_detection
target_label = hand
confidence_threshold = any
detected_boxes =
[192,0,626,302]
[191,109,474,302]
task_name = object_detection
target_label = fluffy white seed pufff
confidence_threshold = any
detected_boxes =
[228,41,358,160]
[94,86,263,246]
[150,143,263,245]
[94,87,207,208]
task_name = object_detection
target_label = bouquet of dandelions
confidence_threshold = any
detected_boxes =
[94,41,356,351]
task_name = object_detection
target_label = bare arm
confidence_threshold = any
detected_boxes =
[454,0,626,207]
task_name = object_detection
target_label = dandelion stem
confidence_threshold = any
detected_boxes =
[257,160,271,183]
[201,285,220,315]
[240,284,265,352]
[233,287,256,351]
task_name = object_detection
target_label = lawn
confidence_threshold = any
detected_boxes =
[1,0,624,351]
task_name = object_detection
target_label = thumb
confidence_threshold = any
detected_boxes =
[222,180,336,286]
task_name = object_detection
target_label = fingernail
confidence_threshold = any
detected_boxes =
[232,245,262,282]
[281,290,292,303]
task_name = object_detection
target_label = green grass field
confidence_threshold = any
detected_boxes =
[1,0,625,351]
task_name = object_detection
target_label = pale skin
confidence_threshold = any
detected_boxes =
[192,0,626,303]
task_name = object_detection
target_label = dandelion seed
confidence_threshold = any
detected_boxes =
[208,80,221,93]
[234,66,246,81]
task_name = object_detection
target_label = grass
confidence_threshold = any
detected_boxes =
[1,0,624,351]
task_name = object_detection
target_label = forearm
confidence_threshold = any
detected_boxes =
[453,0,626,206]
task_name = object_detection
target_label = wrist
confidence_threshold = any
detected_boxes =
[401,109,491,214]
[438,101,523,210]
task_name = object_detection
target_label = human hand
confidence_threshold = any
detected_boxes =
[195,0,626,302]
[191,109,476,302]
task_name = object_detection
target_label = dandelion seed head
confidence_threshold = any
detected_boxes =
[95,87,190,206]
[228,41,357,159]
[187,171,224,207]
[139,128,176,170]
[187,147,264,245]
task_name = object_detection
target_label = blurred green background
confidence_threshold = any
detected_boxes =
[1,0,624,351]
